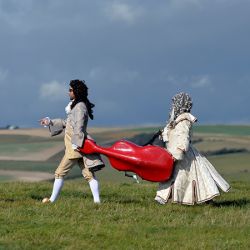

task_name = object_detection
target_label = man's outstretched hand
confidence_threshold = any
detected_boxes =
[39,117,51,127]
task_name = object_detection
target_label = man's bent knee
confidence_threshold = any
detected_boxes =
[55,172,66,179]
[82,169,94,182]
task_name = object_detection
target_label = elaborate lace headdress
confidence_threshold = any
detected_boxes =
[168,92,193,127]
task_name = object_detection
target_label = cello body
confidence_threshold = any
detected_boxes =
[79,139,174,182]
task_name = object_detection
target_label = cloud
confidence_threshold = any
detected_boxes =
[168,0,238,10]
[0,67,8,82]
[162,74,214,92]
[1,1,250,127]
[0,1,97,33]
[169,0,203,9]
[89,66,140,83]
[0,0,34,32]
[39,80,67,101]
[95,99,118,113]
[89,67,106,80]
[105,1,143,24]
[190,75,212,89]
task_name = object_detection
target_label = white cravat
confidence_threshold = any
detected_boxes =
[65,101,73,115]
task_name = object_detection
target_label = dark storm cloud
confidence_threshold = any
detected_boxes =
[0,0,250,127]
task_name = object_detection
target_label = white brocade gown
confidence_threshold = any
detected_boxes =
[156,113,230,205]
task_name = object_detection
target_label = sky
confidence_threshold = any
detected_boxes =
[0,0,250,128]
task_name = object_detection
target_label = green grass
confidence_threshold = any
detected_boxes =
[0,134,62,157]
[0,142,61,156]
[0,175,14,182]
[193,125,250,136]
[0,134,63,143]
[1,126,250,184]
[208,152,250,182]
[0,180,249,249]
[99,125,250,136]
[0,127,250,249]
[0,161,56,173]
[0,158,137,183]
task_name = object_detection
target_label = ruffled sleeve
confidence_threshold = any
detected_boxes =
[172,120,192,160]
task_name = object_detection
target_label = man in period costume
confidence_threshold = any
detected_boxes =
[40,79,104,203]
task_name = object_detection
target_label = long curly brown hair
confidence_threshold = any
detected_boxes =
[69,79,95,120]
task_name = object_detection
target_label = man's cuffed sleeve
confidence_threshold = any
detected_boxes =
[49,119,66,136]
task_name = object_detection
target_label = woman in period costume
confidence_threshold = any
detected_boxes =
[155,92,230,205]
[40,80,104,204]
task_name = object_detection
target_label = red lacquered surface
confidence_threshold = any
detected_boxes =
[79,139,174,182]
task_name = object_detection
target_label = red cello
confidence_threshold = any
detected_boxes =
[79,139,174,182]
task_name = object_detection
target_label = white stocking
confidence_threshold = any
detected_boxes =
[49,178,64,202]
[89,178,100,203]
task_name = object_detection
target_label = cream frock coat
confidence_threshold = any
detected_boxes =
[156,113,230,205]
[49,102,104,170]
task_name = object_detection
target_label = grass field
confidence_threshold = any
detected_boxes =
[1,126,249,183]
[0,180,249,249]
[193,125,250,136]
[0,126,250,249]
